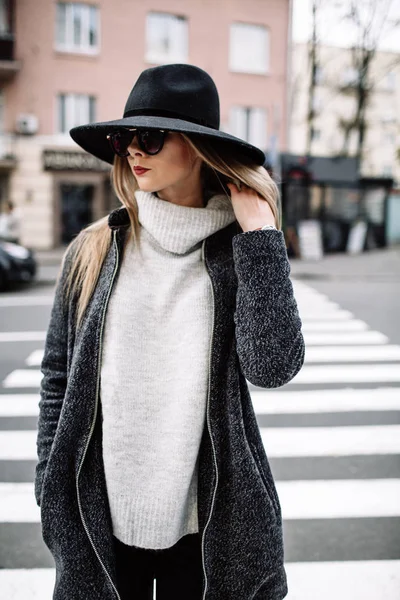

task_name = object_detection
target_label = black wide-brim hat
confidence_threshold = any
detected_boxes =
[70,64,266,166]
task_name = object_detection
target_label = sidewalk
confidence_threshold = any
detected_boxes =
[34,244,400,285]
[34,247,66,266]
[289,245,400,281]
[34,247,66,285]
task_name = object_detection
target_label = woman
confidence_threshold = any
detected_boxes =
[35,64,304,600]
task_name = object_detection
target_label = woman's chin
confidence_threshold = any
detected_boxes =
[136,182,155,192]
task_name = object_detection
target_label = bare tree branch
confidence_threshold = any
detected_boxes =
[333,0,397,161]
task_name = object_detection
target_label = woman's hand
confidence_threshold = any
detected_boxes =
[226,182,276,232]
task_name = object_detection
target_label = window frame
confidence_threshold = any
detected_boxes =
[341,66,359,87]
[229,105,268,149]
[384,71,396,92]
[311,128,321,141]
[57,92,97,134]
[0,0,12,35]
[55,2,100,55]
[229,22,270,75]
[145,11,188,65]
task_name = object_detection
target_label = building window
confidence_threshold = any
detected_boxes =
[229,23,269,75]
[145,12,188,64]
[341,67,358,86]
[315,66,324,85]
[311,90,323,113]
[382,132,396,145]
[229,106,267,149]
[385,71,396,91]
[58,93,96,133]
[0,0,12,35]
[381,111,396,124]
[311,128,321,141]
[382,165,393,177]
[56,3,99,54]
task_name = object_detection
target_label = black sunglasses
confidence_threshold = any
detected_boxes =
[107,128,167,157]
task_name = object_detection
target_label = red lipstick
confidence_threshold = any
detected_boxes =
[134,166,150,176]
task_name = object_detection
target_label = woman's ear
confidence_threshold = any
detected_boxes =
[227,179,242,192]
[232,179,242,191]
[219,175,232,196]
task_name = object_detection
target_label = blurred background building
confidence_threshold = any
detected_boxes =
[284,39,400,255]
[0,0,292,249]
[282,0,400,256]
[290,42,400,182]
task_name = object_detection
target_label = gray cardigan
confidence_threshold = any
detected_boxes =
[35,207,305,600]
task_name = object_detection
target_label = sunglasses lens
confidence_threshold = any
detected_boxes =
[110,131,134,156]
[108,129,166,157]
[139,130,165,154]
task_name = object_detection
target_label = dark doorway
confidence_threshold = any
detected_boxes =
[60,184,94,244]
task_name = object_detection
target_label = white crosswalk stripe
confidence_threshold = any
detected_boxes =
[25,350,45,367]
[2,425,400,461]
[295,308,354,320]
[0,483,40,522]
[0,280,399,599]
[0,394,39,416]
[285,561,400,599]
[3,359,400,390]
[251,388,400,413]
[1,561,399,600]
[3,370,43,388]
[304,345,400,362]
[0,331,46,342]
[0,296,54,307]
[1,478,400,522]
[0,570,55,599]
[261,424,400,456]
[302,330,389,344]
[0,431,38,459]
[302,319,369,331]
[290,363,400,383]
[277,479,400,519]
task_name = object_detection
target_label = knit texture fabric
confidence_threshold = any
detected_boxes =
[35,203,304,599]
[100,190,236,549]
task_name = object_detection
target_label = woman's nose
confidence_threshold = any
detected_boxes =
[129,148,144,157]
[127,139,143,156]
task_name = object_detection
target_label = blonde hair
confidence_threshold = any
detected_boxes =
[63,133,281,329]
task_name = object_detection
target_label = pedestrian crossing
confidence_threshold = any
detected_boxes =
[0,282,399,598]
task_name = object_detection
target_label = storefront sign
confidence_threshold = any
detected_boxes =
[43,150,110,172]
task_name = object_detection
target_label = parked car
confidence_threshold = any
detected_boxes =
[0,239,37,291]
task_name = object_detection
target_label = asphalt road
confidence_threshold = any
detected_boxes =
[305,279,400,346]
[0,268,399,599]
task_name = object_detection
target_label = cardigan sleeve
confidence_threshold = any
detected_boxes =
[232,229,305,388]
[34,241,77,507]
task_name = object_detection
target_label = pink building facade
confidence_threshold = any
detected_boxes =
[0,0,292,248]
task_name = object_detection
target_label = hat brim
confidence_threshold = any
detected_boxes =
[70,116,266,166]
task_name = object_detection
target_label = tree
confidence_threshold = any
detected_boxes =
[306,0,324,155]
[335,0,400,163]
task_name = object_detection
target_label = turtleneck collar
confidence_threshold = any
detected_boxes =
[134,190,236,254]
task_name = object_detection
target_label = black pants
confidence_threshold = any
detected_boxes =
[113,533,203,599]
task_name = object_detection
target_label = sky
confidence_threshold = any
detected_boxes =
[292,0,400,53]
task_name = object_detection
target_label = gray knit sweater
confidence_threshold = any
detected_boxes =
[100,190,237,550]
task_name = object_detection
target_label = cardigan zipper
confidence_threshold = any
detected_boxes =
[76,229,122,600]
[76,233,215,599]
[201,237,219,600]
